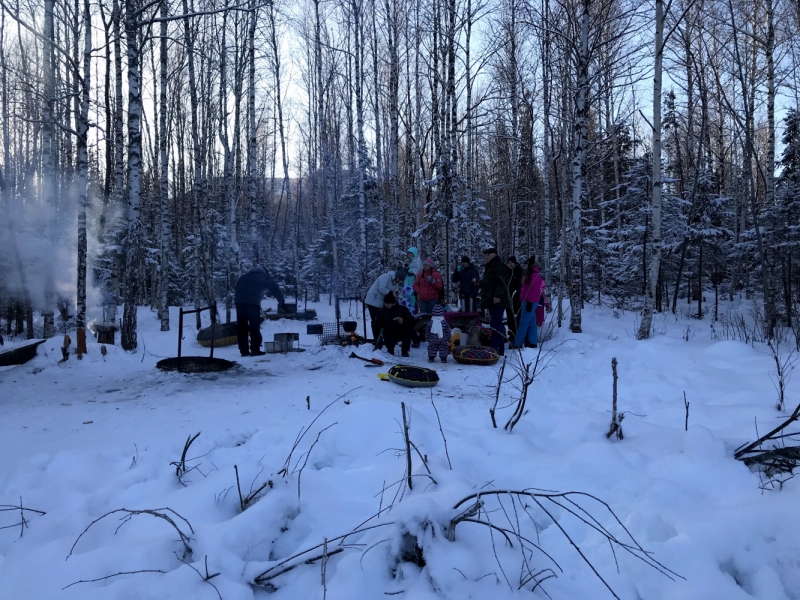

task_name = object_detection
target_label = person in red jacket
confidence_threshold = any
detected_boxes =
[513,256,547,348]
[413,258,443,314]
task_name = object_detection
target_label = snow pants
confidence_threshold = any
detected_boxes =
[514,303,539,348]
[488,306,506,356]
[236,303,263,355]
[427,335,449,359]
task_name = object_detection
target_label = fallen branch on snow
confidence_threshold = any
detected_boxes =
[449,489,682,597]
[0,499,46,537]
[66,507,194,560]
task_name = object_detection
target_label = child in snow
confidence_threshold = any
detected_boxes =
[513,257,546,349]
[426,304,452,363]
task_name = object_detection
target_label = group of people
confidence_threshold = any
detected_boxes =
[365,247,549,360]
[231,247,549,361]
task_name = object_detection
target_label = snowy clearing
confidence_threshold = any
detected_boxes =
[1,300,799,600]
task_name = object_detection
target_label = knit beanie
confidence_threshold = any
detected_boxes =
[384,292,397,304]
[432,304,445,317]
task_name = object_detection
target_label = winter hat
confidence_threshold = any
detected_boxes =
[424,258,435,268]
[461,256,471,264]
[483,247,498,255]
[525,256,537,266]
[508,256,518,264]
[432,304,445,317]
[407,247,418,257]
[384,292,397,304]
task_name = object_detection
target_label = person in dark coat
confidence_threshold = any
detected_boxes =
[374,292,415,357]
[235,266,287,357]
[451,256,480,312]
[506,256,523,338]
[480,248,512,356]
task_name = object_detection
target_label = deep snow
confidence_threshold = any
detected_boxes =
[1,298,799,600]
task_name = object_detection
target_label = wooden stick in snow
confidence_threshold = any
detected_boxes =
[606,358,622,440]
[684,392,689,431]
[401,402,413,491]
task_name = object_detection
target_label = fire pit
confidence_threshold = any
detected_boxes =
[156,356,234,372]
[157,306,236,374]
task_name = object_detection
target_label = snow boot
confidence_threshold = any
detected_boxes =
[251,350,267,357]
[428,357,435,363]
[402,351,410,358]
[441,357,447,363]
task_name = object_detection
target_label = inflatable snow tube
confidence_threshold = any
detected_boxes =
[196,321,240,348]
[452,345,500,366]
[387,365,439,388]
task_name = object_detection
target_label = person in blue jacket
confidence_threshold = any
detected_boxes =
[235,266,286,357]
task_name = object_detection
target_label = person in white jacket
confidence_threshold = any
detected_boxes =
[365,270,404,341]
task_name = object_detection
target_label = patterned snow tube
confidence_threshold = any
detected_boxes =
[387,365,440,388]
[452,345,500,366]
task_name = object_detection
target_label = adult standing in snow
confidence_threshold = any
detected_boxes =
[480,248,512,356]
[235,266,287,357]
[365,270,404,341]
[506,256,523,339]
[514,257,547,349]
[452,256,480,312]
[402,248,423,312]
[374,292,415,357]
[413,258,443,314]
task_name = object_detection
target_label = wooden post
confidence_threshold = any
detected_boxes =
[401,402,413,491]
[177,308,184,371]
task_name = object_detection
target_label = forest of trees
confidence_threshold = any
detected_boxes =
[0,0,799,352]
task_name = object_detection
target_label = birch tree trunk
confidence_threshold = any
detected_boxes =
[541,0,551,280]
[413,0,423,238]
[314,0,338,299]
[184,0,216,316]
[248,0,258,263]
[464,0,473,254]
[268,0,292,279]
[219,5,239,322]
[386,0,400,254]
[763,0,774,208]
[75,0,92,357]
[371,0,386,264]
[121,0,143,351]
[105,0,125,331]
[638,0,664,340]
[568,0,590,334]
[41,0,56,339]
[352,0,368,283]
[159,0,170,331]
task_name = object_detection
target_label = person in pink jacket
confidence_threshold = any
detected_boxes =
[413,258,443,314]
[513,257,546,348]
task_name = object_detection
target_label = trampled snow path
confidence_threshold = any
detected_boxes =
[1,300,799,599]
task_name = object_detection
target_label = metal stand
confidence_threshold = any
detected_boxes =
[178,306,216,371]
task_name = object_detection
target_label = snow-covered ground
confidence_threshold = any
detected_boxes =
[1,299,799,600]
